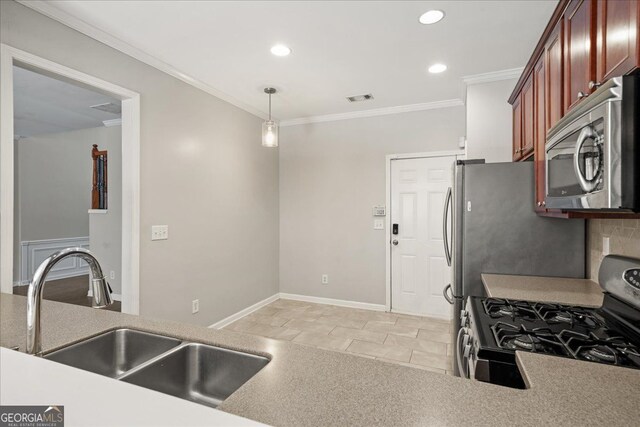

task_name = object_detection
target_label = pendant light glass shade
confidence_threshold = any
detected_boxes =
[262,120,278,147]
[262,87,278,147]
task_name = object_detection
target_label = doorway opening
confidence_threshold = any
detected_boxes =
[0,44,140,315]
[385,151,463,319]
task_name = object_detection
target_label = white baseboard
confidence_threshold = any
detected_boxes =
[208,293,280,329]
[279,293,386,312]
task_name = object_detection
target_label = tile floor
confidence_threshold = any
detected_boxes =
[224,299,454,375]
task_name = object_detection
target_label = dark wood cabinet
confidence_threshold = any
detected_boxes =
[534,55,547,212]
[508,0,639,218]
[545,21,564,131]
[564,0,597,112]
[521,74,535,158]
[512,94,523,161]
[596,0,640,82]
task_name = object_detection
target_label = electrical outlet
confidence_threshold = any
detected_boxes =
[321,274,329,285]
[373,219,384,230]
[151,225,169,241]
[110,270,115,280]
[603,237,610,255]
[192,299,199,314]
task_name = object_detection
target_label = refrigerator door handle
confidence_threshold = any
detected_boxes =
[443,284,454,304]
[442,187,452,266]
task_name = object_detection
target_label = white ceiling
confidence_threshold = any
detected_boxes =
[43,0,556,120]
[14,66,121,138]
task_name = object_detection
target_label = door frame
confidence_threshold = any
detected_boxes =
[385,150,465,313]
[0,44,141,315]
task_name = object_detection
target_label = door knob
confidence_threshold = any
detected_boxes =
[392,239,399,246]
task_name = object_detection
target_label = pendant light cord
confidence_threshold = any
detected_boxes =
[268,93,272,121]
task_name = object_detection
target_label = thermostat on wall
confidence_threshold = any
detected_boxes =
[373,206,386,216]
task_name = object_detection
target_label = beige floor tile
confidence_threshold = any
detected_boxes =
[330,326,387,344]
[252,306,281,316]
[383,334,447,355]
[410,350,453,370]
[396,317,451,332]
[417,329,452,343]
[246,323,302,341]
[346,340,412,362]
[293,331,353,351]
[364,321,418,338]
[314,315,367,329]
[244,313,290,327]
[283,318,336,334]
[225,318,256,333]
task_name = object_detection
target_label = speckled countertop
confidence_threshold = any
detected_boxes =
[482,273,604,307]
[1,294,637,426]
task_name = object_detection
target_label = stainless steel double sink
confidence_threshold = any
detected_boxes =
[44,329,269,408]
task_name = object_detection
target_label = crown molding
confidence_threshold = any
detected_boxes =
[16,0,269,120]
[280,98,464,127]
[462,67,524,86]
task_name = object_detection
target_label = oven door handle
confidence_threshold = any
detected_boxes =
[456,327,468,379]
[573,126,602,193]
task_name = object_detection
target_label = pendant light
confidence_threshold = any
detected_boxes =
[262,87,278,148]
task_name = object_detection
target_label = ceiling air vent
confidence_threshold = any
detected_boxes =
[90,102,121,114]
[346,93,374,103]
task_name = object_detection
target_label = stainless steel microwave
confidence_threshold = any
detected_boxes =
[545,74,639,211]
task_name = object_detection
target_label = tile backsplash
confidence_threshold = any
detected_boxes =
[587,219,640,280]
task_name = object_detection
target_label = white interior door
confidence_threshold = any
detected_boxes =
[390,156,453,319]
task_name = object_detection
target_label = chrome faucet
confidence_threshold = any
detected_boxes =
[26,247,113,355]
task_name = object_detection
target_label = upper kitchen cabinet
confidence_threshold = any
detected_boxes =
[521,74,535,159]
[534,55,547,212]
[563,0,597,113]
[596,0,640,83]
[512,93,523,161]
[546,21,564,131]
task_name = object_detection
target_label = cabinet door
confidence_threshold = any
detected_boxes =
[521,74,535,158]
[564,0,596,112]
[512,94,523,161]
[596,0,640,82]
[534,56,547,211]
[546,21,564,131]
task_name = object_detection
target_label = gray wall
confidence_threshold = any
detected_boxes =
[89,126,122,295]
[1,1,279,325]
[279,107,465,305]
[465,78,517,163]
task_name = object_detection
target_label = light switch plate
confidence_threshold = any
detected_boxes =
[374,219,384,230]
[192,299,199,314]
[151,225,169,240]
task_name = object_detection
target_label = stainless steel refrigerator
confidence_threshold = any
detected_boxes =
[443,160,585,376]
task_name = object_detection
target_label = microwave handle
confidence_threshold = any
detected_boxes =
[573,126,601,193]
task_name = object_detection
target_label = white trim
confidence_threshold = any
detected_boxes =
[208,293,280,329]
[20,237,90,284]
[280,99,464,127]
[279,293,386,312]
[102,118,122,127]
[16,0,268,120]
[462,67,524,86]
[385,150,466,313]
[88,209,108,214]
[0,44,140,317]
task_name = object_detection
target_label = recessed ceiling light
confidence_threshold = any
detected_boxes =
[428,63,447,74]
[419,10,445,25]
[270,44,291,57]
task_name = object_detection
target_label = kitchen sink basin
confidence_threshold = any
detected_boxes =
[44,328,182,378]
[120,343,270,408]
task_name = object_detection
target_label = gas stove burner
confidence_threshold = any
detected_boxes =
[483,298,539,321]
[532,302,602,329]
[491,322,568,356]
[513,335,542,350]
[584,346,616,363]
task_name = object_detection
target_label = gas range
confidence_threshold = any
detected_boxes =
[459,255,640,389]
